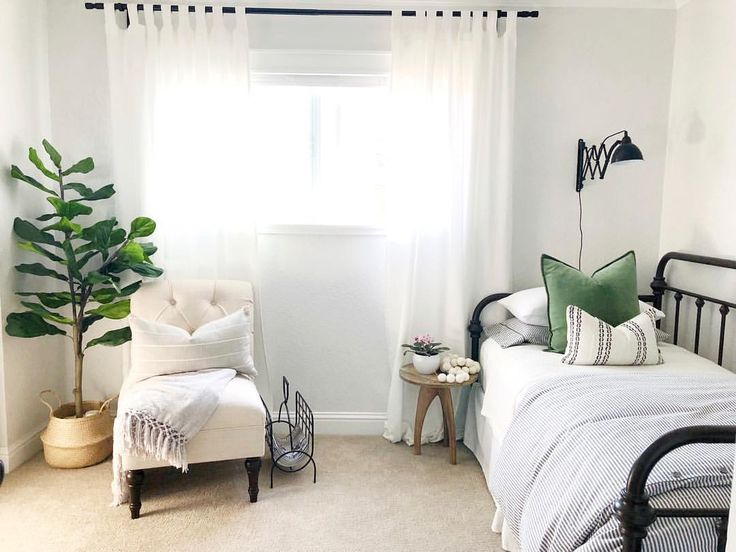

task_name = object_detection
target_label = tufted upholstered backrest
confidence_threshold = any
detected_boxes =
[122,279,254,378]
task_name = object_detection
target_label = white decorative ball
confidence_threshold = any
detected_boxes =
[450,367,458,375]
[446,373,456,383]
[456,357,466,367]
[459,372,469,383]
[450,358,458,367]
[437,373,447,383]
[441,364,450,373]
[462,366,470,373]
[469,366,479,375]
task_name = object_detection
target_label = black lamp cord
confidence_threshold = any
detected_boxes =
[577,190,584,271]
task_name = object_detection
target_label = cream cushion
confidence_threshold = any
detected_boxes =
[122,279,265,470]
[128,309,256,383]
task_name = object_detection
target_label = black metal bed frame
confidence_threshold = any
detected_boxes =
[467,252,736,551]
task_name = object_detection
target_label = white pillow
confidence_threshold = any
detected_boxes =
[129,308,256,383]
[498,289,665,329]
[498,287,548,326]
[639,300,665,320]
[562,306,662,366]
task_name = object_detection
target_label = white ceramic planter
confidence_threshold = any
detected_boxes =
[412,353,441,374]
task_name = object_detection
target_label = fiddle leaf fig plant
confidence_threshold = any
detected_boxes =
[5,140,163,418]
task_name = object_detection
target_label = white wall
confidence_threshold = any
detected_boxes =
[658,0,736,367]
[29,4,677,440]
[512,8,676,291]
[0,0,67,471]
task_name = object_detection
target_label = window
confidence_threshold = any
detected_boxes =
[246,83,390,227]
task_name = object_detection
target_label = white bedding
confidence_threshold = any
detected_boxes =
[479,339,729,448]
[466,338,731,552]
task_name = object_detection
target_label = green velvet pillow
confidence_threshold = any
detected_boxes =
[541,251,640,353]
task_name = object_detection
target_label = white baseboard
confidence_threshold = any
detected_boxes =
[272,411,387,435]
[0,422,46,472]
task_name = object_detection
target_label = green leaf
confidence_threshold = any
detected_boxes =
[120,280,142,296]
[43,217,82,234]
[65,183,115,201]
[10,165,58,196]
[139,242,157,257]
[29,147,60,181]
[47,197,93,220]
[80,219,116,256]
[82,314,103,332]
[5,312,66,338]
[62,241,82,281]
[20,301,73,325]
[16,292,72,309]
[15,263,68,281]
[64,182,93,196]
[42,139,62,169]
[36,213,57,222]
[109,228,127,248]
[119,241,145,264]
[128,262,163,279]
[84,271,120,286]
[91,287,119,304]
[85,326,131,349]
[13,218,60,247]
[129,217,156,239]
[88,299,130,320]
[77,250,97,269]
[17,241,64,262]
[61,157,94,176]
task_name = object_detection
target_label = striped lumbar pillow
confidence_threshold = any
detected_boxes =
[484,318,550,348]
[561,305,662,366]
[129,308,256,383]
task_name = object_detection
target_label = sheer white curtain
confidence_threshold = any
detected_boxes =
[383,11,518,444]
[103,5,271,399]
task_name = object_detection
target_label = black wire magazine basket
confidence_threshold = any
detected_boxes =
[262,376,316,488]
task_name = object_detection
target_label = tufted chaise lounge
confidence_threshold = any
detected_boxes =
[121,279,266,519]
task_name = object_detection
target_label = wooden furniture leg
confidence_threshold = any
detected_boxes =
[414,386,437,456]
[245,457,262,503]
[126,469,145,519]
[438,388,457,465]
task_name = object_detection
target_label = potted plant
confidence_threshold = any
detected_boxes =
[402,334,449,374]
[4,140,163,468]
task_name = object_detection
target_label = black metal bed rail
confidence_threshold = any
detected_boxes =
[651,252,736,365]
[613,425,736,552]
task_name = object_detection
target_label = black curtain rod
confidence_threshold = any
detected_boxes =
[83,3,539,18]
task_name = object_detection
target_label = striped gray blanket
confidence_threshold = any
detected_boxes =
[490,373,736,551]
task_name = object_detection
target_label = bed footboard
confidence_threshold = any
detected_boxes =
[614,425,736,552]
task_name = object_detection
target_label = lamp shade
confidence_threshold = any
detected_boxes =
[611,134,643,164]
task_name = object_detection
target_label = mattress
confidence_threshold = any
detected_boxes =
[479,338,729,448]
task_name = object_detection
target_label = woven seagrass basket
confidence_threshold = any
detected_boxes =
[39,390,115,469]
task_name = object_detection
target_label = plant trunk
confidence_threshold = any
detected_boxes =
[73,325,84,418]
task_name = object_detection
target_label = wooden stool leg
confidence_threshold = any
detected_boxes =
[439,389,457,465]
[414,386,437,455]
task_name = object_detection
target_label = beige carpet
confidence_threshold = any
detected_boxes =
[0,436,502,552]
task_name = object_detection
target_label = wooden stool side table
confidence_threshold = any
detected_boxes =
[399,364,478,465]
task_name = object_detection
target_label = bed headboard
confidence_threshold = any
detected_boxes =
[468,251,736,364]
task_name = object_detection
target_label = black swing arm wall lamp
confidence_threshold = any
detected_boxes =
[575,130,644,192]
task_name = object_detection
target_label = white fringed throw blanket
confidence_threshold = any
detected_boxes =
[111,368,236,505]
